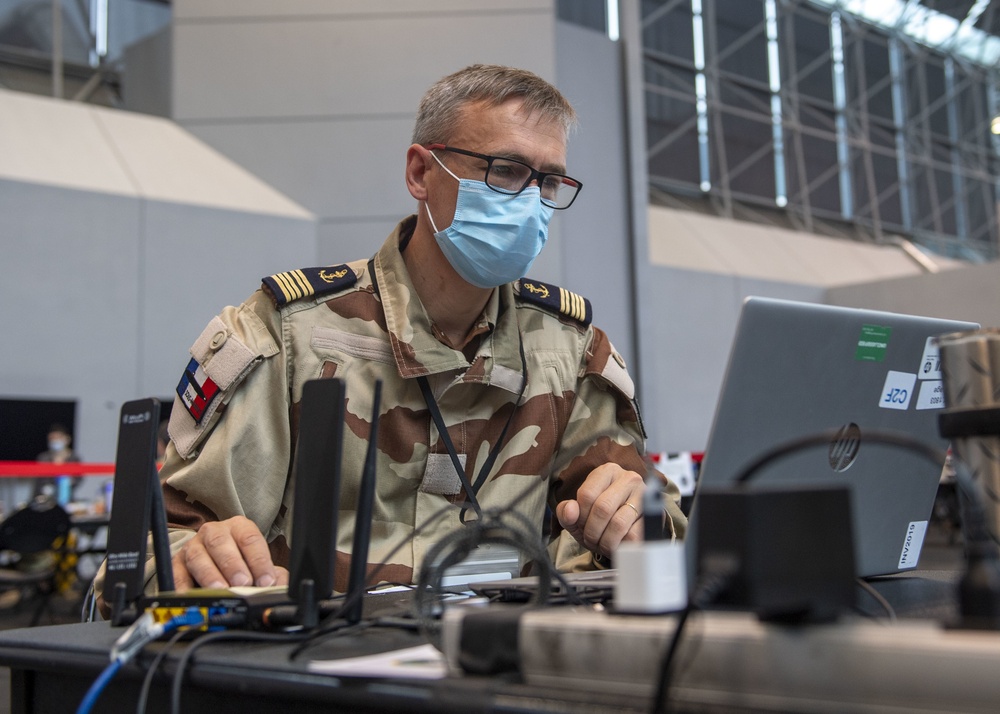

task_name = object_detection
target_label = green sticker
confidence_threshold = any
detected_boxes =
[856,324,892,362]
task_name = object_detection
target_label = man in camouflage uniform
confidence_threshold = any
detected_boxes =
[107,64,686,599]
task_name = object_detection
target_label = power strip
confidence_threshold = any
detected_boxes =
[442,607,1000,713]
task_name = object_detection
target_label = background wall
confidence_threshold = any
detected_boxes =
[0,88,316,465]
[826,262,1000,328]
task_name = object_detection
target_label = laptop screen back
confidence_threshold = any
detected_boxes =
[690,297,978,577]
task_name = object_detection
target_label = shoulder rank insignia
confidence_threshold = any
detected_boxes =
[261,265,357,307]
[517,279,592,326]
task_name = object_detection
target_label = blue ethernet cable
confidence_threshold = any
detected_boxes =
[76,608,206,714]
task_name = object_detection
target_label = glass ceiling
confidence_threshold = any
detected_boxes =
[809,0,1000,67]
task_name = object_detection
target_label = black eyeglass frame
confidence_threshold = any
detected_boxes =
[426,143,583,209]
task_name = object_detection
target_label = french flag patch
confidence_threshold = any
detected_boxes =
[176,357,221,423]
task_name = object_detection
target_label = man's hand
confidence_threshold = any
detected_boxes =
[555,463,645,558]
[171,516,289,591]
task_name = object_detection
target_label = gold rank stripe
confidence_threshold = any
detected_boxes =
[289,269,312,297]
[272,270,313,302]
[559,287,586,322]
[272,272,300,302]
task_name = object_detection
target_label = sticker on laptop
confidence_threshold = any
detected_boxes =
[856,324,892,362]
[879,371,916,410]
[898,521,928,569]
[918,337,942,379]
[915,380,945,410]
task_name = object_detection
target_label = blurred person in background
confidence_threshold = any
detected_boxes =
[35,423,80,503]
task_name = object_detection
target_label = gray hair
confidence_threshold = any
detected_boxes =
[411,64,577,146]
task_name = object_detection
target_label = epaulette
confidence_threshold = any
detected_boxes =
[516,279,592,326]
[261,265,357,307]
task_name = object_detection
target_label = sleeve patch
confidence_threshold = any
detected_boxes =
[584,332,645,439]
[190,316,256,389]
[170,315,266,458]
[176,357,220,423]
[262,265,357,307]
[517,279,592,326]
[601,351,635,401]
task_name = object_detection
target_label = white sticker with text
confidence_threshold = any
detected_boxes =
[879,371,916,410]
[915,380,945,410]
[918,337,942,380]
[898,521,928,569]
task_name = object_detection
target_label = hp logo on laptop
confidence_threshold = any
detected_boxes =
[829,423,861,472]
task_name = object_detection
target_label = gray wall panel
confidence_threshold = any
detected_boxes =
[825,263,1000,327]
[639,265,825,452]
[139,202,317,401]
[0,183,317,462]
[173,11,556,121]
[555,21,634,366]
[639,268,742,452]
[187,117,413,220]
[525,215,565,288]
[317,219,402,266]
[0,181,143,462]
[174,0,543,21]
[122,27,172,118]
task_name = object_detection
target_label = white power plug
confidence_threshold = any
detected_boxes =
[614,540,688,614]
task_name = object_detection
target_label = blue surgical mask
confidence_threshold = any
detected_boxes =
[425,153,553,289]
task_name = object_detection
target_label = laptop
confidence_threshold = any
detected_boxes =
[689,296,978,578]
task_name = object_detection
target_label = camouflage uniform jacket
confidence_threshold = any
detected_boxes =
[145,216,685,594]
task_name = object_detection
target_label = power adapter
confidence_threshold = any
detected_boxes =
[614,540,688,614]
[694,482,856,622]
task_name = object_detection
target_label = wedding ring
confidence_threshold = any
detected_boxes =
[624,501,640,518]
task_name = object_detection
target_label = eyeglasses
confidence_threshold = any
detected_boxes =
[426,144,582,209]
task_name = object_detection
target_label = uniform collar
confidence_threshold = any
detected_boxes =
[373,216,525,392]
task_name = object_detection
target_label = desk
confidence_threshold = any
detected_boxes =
[0,572,990,714]
[0,620,647,714]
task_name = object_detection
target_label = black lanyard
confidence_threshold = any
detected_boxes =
[367,254,528,522]
[417,336,527,524]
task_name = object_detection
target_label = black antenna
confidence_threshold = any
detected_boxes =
[103,398,165,626]
[149,465,174,593]
[287,378,346,629]
[344,380,382,624]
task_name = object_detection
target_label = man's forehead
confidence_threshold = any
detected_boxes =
[456,97,562,131]
[450,98,567,162]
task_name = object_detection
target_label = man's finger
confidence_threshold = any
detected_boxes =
[229,518,279,587]
[171,551,195,591]
[571,463,619,529]
[555,499,581,531]
[582,477,642,552]
[180,535,228,589]
[198,520,257,587]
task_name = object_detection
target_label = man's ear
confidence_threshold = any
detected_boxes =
[405,144,432,201]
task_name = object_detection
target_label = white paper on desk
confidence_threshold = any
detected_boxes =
[308,643,447,680]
